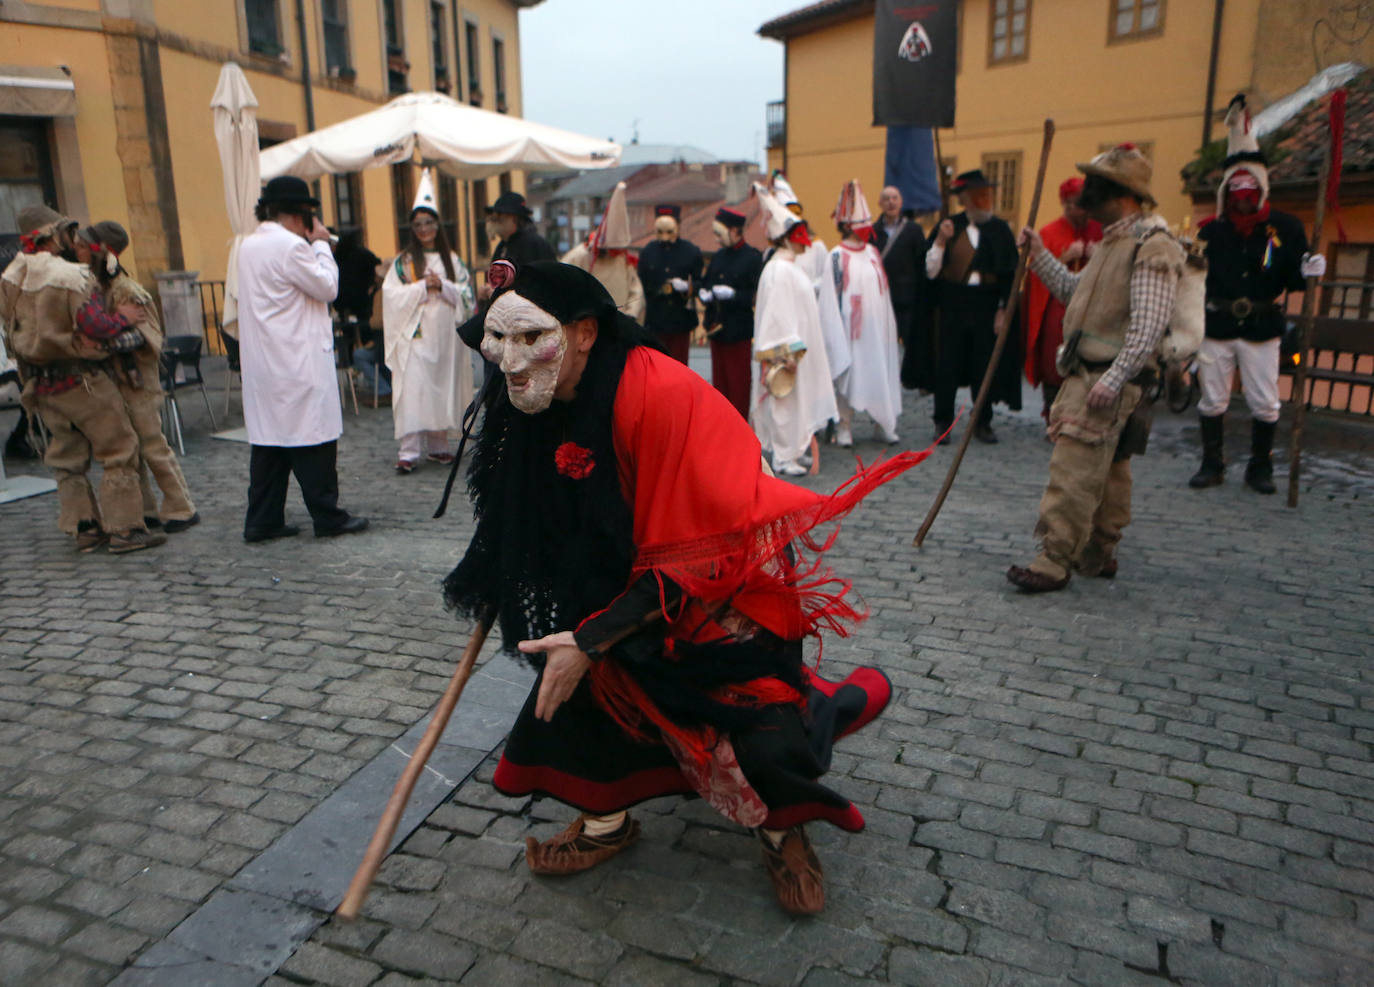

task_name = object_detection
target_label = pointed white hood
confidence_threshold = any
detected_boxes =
[770,170,800,208]
[591,181,631,253]
[832,179,874,229]
[754,182,799,241]
[412,167,439,216]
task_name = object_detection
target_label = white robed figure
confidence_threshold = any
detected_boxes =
[561,180,646,323]
[770,170,852,390]
[382,169,475,473]
[749,183,838,477]
[829,179,902,446]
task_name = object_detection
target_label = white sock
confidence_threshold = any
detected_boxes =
[581,811,627,836]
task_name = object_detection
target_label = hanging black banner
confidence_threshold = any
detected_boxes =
[872,0,957,128]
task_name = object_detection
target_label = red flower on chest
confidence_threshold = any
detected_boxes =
[555,442,595,479]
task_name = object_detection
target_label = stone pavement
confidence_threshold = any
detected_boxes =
[1,354,1372,987]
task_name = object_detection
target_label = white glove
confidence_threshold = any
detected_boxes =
[670,277,690,293]
[712,284,737,301]
[698,288,713,305]
[1300,253,1327,279]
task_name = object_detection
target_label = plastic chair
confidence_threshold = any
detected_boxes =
[160,335,218,454]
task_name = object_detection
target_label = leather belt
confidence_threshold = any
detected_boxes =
[1206,297,1278,319]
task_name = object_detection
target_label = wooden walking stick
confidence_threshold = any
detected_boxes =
[336,607,495,920]
[1287,92,1341,508]
[914,118,1056,547]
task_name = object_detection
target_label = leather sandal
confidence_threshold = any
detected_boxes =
[525,814,640,876]
[759,826,825,915]
[1006,565,1070,593]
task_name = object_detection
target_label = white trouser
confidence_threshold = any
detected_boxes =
[1196,336,1281,423]
[398,430,449,463]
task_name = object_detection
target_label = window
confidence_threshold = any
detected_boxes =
[333,172,362,238]
[245,0,282,56]
[430,1,449,92]
[321,0,350,76]
[980,151,1022,223]
[492,36,507,113]
[438,173,459,249]
[1110,0,1164,42]
[988,0,1030,65]
[0,117,57,237]
[392,163,413,251]
[499,172,512,196]
[465,19,482,105]
[473,179,490,255]
[383,0,407,93]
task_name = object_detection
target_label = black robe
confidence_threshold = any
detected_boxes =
[874,216,934,390]
[931,212,1023,415]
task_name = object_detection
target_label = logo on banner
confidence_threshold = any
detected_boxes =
[898,21,933,62]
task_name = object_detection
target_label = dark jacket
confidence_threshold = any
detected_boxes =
[1198,208,1308,342]
[873,216,928,312]
[699,242,763,345]
[493,225,556,267]
[935,212,1018,307]
[638,238,703,334]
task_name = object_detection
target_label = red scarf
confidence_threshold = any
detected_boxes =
[1225,189,1269,237]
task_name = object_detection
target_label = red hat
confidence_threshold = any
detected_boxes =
[654,204,681,221]
[1058,177,1084,202]
[714,207,746,230]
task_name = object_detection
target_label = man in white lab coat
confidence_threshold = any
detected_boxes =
[237,176,368,542]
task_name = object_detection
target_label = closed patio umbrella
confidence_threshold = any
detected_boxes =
[211,62,260,337]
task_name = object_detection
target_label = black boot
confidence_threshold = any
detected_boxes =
[1189,415,1226,488]
[1244,418,1278,494]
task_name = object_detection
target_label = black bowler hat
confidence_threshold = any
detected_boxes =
[487,190,533,219]
[654,204,681,221]
[258,175,320,208]
[950,169,997,192]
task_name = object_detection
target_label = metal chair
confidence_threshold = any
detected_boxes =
[222,332,242,417]
[333,320,360,416]
[160,335,218,454]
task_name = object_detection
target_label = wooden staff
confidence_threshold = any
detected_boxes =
[336,609,494,920]
[1286,134,1333,508]
[914,118,1056,548]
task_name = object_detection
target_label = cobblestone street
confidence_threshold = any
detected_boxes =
[2,355,1372,987]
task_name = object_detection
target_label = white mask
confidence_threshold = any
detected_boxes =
[481,293,568,414]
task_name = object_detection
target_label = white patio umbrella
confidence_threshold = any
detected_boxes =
[210,62,260,337]
[259,91,620,181]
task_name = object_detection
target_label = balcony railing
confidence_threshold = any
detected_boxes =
[766,100,785,149]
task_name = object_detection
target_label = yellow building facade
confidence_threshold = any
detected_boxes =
[1,0,535,292]
[761,0,1344,233]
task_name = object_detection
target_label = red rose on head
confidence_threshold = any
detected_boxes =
[486,259,516,291]
[555,442,595,479]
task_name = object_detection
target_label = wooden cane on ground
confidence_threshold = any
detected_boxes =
[1286,124,1335,508]
[914,118,1056,547]
[336,608,495,920]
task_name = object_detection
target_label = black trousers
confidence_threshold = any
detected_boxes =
[245,441,350,536]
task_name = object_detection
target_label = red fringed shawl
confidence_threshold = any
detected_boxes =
[579,347,931,759]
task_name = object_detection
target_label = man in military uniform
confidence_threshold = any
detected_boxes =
[637,204,702,364]
[1191,95,1322,494]
[698,207,762,419]
[0,206,164,553]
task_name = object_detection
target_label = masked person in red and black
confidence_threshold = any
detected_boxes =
[698,207,762,419]
[446,261,933,915]
[1022,177,1103,418]
[1191,94,1321,494]
[636,204,702,365]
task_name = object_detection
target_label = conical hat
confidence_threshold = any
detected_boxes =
[833,179,873,228]
[770,170,800,207]
[753,182,798,241]
[591,181,631,253]
[412,168,439,216]
[1218,93,1269,211]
